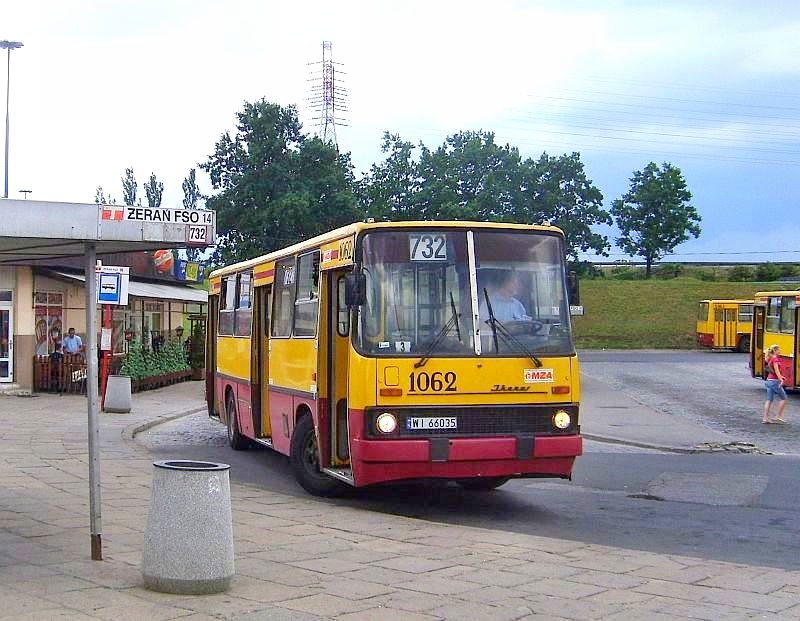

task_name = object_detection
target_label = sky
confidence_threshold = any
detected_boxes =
[3,0,800,263]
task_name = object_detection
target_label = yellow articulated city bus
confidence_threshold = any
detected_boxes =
[206,220,583,495]
[751,290,798,386]
[696,299,753,353]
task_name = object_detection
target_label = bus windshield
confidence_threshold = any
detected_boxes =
[355,229,574,357]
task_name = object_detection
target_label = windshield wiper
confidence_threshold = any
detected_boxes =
[483,288,500,353]
[414,293,462,369]
[450,292,461,343]
[482,288,542,368]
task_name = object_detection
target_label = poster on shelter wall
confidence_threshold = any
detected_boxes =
[174,259,204,282]
[34,304,63,356]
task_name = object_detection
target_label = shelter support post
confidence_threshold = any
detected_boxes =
[85,242,103,560]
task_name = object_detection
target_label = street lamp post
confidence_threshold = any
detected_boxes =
[1,40,23,199]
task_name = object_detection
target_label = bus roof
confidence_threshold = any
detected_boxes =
[754,290,800,299]
[209,220,566,280]
[698,299,753,304]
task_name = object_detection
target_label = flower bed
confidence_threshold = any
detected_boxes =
[121,339,192,393]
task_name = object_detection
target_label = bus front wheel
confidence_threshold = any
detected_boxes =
[290,414,346,497]
[226,391,248,450]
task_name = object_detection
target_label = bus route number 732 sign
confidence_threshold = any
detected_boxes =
[187,224,210,246]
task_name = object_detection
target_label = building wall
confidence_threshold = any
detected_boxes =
[11,268,35,390]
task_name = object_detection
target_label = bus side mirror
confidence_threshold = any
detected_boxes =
[568,271,584,316]
[568,271,580,305]
[344,272,366,307]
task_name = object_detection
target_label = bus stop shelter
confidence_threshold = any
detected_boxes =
[0,198,216,560]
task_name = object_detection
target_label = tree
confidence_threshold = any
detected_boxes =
[518,152,610,260]
[94,186,115,205]
[143,173,164,208]
[182,168,201,210]
[182,168,203,261]
[357,130,611,258]
[357,132,419,220]
[200,99,359,265]
[122,168,138,206]
[611,162,700,278]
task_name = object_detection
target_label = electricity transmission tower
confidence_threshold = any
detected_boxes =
[308,41,348,150]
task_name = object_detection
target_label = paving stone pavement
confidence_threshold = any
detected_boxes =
[1,381,799,620]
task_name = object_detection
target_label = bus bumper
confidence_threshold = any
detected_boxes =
[350,435,582,487]
[696,333,714,348]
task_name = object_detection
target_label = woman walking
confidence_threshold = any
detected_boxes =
[763,344,788,424]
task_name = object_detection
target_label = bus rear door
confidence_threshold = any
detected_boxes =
[714,304,737,349]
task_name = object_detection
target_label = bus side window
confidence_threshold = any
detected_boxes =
[272,259,296,337]
[766,297,780,333]
[219,275,236,336]
[780,296,796,334]
[294,252,320,337]
[337,276,349,336]
[738,304,753,323]
[234,272,252,337]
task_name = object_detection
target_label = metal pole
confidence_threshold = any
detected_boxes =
[4,46,10,198]
[1,40,23,200]
[85,242,103,560]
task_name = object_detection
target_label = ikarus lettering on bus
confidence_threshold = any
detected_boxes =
[524,368,554,383]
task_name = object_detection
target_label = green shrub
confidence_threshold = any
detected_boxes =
[610,266,644,280]
[728,265,755,282]
[778,264,799,278]
[120,340,146,380]
[570,260,604,279]
[756,262,780,282]
[190,323,205,371]
[654,263,683,279]
[694,269,718,282]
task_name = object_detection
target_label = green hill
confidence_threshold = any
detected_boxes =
[571,278,790,349]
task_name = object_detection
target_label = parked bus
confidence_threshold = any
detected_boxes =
[206,221,582,495]
[696,299,753,353]
[751,290,799,386]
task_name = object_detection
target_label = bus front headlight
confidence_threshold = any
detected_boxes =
[552,410,571,430]
[376,412,398,434]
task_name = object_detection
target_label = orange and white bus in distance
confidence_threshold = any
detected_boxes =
[696,299,753,353]
[207,221,582,495]
[751,290,799,387]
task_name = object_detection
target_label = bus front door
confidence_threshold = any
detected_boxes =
[752,305,766,377]
[325,271,351,471]
[254,285,271,439]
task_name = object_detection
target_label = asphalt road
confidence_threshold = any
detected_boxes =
[136,350,800,570]
[580,349,800,455]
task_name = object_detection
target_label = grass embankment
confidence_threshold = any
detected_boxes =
[572,278,785,349]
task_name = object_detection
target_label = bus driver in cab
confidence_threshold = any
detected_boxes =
[479,270,531,324]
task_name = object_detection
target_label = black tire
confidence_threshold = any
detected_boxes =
[226,391,248,450]
[737,334,751,354]
[457,477,510,491]
[290,414,346,497]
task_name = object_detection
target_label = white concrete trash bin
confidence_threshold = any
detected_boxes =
[142,460,234,594]
[104,375,132,413]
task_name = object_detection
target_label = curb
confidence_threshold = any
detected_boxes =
[583,433,706,454]
[122,407,207,442]
[584,433,771,455]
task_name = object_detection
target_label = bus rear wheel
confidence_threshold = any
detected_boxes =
[737,334,751,353]
[290,414,346,497]
[226,391,248,450]
[457,477,510,491]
